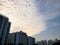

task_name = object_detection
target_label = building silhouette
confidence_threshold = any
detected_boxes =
[0,14,11,45]
[28,36,35,45]
[6,33,16,45]
[48,40,54,45]
[7,31,26,45]
[36,39,60,45]
[7,31,35,45]
[53,39,60,45]
[18,31,28,45]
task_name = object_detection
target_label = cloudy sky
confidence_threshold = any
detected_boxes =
[0,0,60,40]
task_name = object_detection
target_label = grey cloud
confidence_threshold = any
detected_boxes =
[34,0,60,20]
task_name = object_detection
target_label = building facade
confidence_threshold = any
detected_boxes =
[28,36,35,45]
[19,31,28,45]
[7,31,28,45]
[6,33,16,45]
[0,15,11,45]
[48,40,54,45]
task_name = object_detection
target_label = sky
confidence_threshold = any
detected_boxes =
[0,0,60,41]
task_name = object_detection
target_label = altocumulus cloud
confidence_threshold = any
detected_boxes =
[0,0,60,36]
[0,0,46,36]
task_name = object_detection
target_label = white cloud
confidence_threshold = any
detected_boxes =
[1,0,59,36]
[0,0,46,36]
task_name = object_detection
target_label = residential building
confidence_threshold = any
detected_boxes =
[7,31,28,45]
[0,15,11,45]
[28,36,35,45]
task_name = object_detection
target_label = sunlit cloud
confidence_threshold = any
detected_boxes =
[0,0,46,36]
[0,0,60,36]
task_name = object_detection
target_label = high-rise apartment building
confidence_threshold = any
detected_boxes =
[6,33,16,45]
[28,36,35,45]
[0,14,11,45]
[7,31,28,45]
